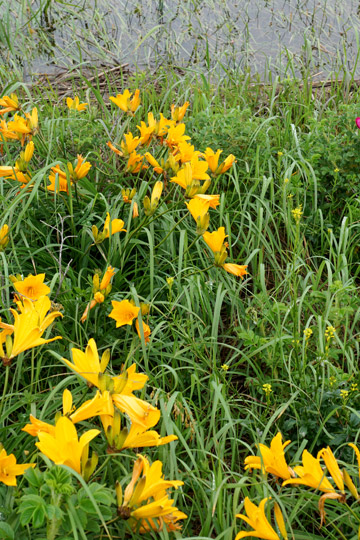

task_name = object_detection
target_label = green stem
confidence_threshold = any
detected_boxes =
[0,366,10,420]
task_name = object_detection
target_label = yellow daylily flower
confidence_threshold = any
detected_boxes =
[108,300,140,328]
[193,194,220,209]
[318,446,344,492]
[282,449,336,492]
[68,154,92,181]
[116,454,186,532]
[186,198,210,235]
[165,123,190,149]
[204,147,222,173]
[36,416,99,478]
[171,102,189,122]
[173,141,200,164]
[0,94,20,115]
[66,96,88,111]
[101,408,177,452]
[125,151,148,174]
[189,154,210,180]
[222,263,248,278]
[244,432,293,480]
[0,296,62,364]
[13,273,51,300]
[135,319,151,344]
[235,497,279,540]
[202,226,227,258]
[110,89,140,114]
[0,224,9,252]
[22,415,55,437]
[99,265,116,290]
[144,152,164,174]
[0,445,35,486]
[7,114,30,135]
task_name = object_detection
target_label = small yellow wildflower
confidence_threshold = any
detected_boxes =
[351,383,358,393]
[263,383,272,396]
[329,376,337,387]
[278,151,283,156]
[284,177,289,183]
[334,168,340,173]
[325,325,335,341]
[291,205,303,222]
[340,390,349,403]
[221,364,229,371]
[304,328,313,341]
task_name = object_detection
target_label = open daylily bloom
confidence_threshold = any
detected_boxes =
[68,154,92,181]
[7,114,30,135]
[173,141,201,164]
[101,408,177,452]
[204,148,222,173]
[116,455,186,532]
[282,449,336,492]
[189,155,210,181]
[92,213,126,244]
[318,447,344,492]
[171,162,210,198]
[204,148,236,175]
[110,90,132,111]
[137,121,155,145]
[193,194,220,209]
[22,415,55,438]
[13,273,51,300]
[244,432,293,480]
[110,89,140,114]
[203,227,248,277]
[109,300,140,328]
[125,151,148,174]
[107,132,141,158]
[63,339,157,427]
[186,198,210,235]
[171,102,189,122]
[165,123,190,149]
[0,296,62,364]
[0,94,20,115]
[47,165,72,193]
[236,497,279,540]
[66,96,88,111]
[62,338,111,388]
[36,416,99,479]
[0,445,35,486]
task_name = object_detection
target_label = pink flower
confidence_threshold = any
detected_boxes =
[355,118,360,129]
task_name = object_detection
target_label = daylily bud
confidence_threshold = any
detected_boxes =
[214,245,228,267]
[82,451,98,482]
[115,480,123,507]
[0,224,9,251]
[92,225,99,242]
[92,273,100,292]
[141,303,150,316]
[343,468,359,500]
